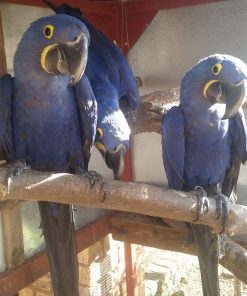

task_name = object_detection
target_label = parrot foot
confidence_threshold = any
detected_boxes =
[192,186,209,222]
[214,192,229,233]
[80,170,108,202]
[5,160,30,193]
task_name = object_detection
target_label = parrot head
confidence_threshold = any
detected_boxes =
[14,14,90,86]
[181,54,247,119]
[94,109,130,180]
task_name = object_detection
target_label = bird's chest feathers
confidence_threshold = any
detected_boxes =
[13,82,79,154]
[186,115,228,145]
[184,114,231,186]
[14,83,75,126]
[13,82,83,170]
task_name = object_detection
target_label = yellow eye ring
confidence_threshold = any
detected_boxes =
[212,63,222,75]
[96,128,103,139]
[43,25,54,39]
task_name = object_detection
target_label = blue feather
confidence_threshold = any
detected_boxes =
[45,3,140,154]
[161,106,185,190]
[161,54,247,296]
[0,14,97,296]
[0,74,15,161]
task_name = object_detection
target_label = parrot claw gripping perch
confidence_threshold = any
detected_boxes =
[193,186,229,233]
[193,186,209,222]
[214,192,229,233]
[80,170,108,202]
[4,160,30,193]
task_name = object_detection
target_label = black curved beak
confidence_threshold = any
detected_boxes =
[204,80,246,119]
[221,81,246,119]
[41,33,88,86]
[105,144,126,180]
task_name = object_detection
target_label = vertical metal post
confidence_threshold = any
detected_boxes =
[121,150,135,296]
[124,241,135,296]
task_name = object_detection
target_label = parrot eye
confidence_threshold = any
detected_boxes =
[43,25,54,39]
[96,128,103,139]
[212,63,222,75]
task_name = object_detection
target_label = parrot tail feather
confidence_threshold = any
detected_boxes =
[192,224,220,296]
[38,201,79,296]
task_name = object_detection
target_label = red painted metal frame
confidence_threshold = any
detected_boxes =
[1,0,227,13]
[2,0,225,53]
[0,213,112,296]
[121,151,135,296]
[124,241,135,296]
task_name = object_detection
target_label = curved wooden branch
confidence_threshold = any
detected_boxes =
[220,236,247,284]
[132,90,179,135]
[111,213,247,284]
[0,167,246,235]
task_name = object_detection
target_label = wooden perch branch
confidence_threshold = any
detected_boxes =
[0,167,247,235]
[111,213,247,284]
[132,90,179,134]
[220,236,247,284]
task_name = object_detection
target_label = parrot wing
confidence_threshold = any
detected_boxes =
[74,75,97,170]
[222,109,247,198]
[0,74,15,162]
[161,106,185,190]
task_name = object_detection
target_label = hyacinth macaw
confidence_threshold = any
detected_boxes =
[162,54,247,296]
[43,1,140,179]
[0,14,98,296]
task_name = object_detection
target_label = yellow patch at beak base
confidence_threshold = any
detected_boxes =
[203,80,218,98]
[96,128,103,139]
[94,141,106,153]
[40,44,58,72]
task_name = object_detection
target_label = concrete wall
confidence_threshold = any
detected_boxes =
[129,0,247,95]
[1,3,52,73]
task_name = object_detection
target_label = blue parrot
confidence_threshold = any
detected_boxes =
[162,54,247,295]
[0,14,98,296]
[43,1,140,179]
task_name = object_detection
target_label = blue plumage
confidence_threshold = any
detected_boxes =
[82,7,140,176]
[13,15,95,173]
[43,2,139,110]
[161,106,184,190]
[0,74,14,161]
[162,54,247,296]
[0,14,97,296]
[43,1,140,179]
[163,54,247,192]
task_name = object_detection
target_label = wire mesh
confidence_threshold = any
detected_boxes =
[19,235,247,296]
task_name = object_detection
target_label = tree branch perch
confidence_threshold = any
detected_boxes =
[0,167,246,235]
[111,213,247,284]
